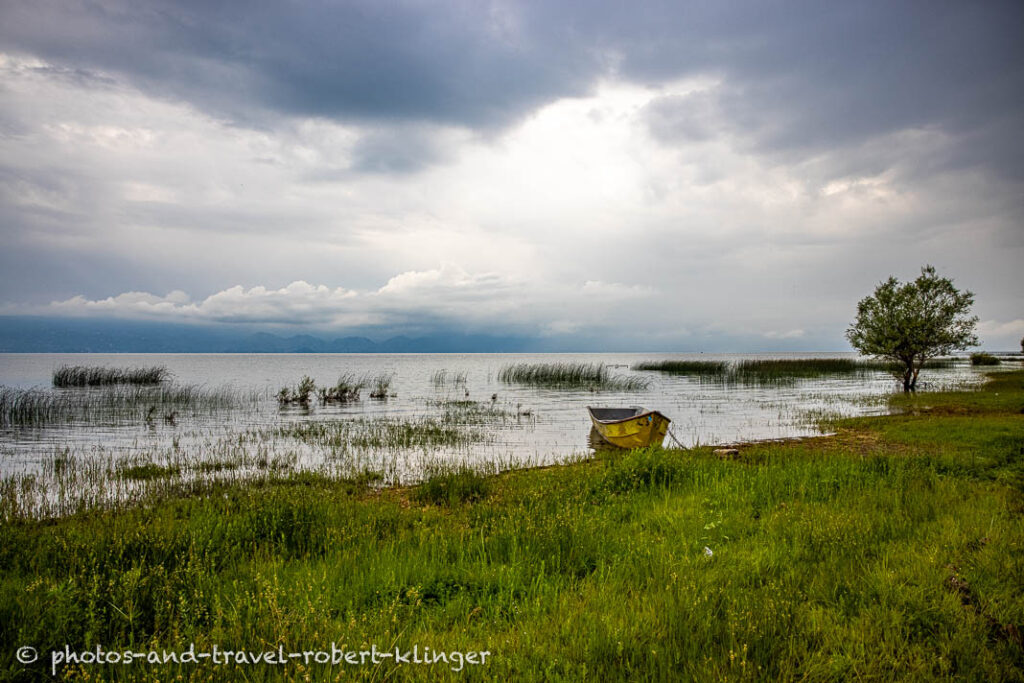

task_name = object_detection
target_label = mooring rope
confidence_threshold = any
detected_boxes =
[666,427,687,449]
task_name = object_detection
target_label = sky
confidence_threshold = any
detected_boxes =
[0,0,1022,351]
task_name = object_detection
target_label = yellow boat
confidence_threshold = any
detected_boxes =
[587,406,671,449]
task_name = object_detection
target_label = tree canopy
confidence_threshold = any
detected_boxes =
[846,265,978,391]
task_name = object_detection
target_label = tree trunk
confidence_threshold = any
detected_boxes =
[902,365,914,392]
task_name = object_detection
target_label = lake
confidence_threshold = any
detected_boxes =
[0,352,991,516]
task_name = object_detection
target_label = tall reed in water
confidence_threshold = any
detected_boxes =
[0,384,245,427]
[53,365,170,387]
[498,362,649,390]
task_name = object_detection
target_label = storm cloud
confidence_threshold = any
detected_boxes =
[5,2,1021,168]
[0,1,1021,349]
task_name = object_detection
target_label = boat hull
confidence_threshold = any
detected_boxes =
[587,407,670,449]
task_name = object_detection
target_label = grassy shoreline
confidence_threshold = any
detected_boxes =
[2,373,1023,681]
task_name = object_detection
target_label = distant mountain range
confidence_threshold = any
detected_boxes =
[0,315,864,353]
[0,316,536,353]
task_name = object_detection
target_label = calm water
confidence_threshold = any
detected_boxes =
[0,352,993,488]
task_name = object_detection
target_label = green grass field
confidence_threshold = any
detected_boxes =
[2,373,1022,681]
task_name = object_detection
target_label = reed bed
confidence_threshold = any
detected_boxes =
[279,373,396,405]
[431,369,467,387]
[634,357,959,384]
[735,358,877,379]
[924,358,957,369]
[278,375,318,405]
[971,352,1001,366]
[0,460,313,522]
[0,440,306,521]
[318,373,362,402]
[0,421,507,521]
[0,384,248,427]
[278,417,487,452]
[367,373,394,399]
[117,462,182,481]
[425,398,525,426]
[632,360,731,375]
[498,362,650,391]
[53,364,170,387]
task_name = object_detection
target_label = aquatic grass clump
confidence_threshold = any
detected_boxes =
[319,373,363,402]
[921,358,957,369]
[499,361,605,385]
[1,387,66,426]
[279,375,318,405]
[0,442,367,521]
[341,418,486,450]
[970,352,1001,366]
[278,373,396,405]
[741,358,864,373]
[634,357,959,385]
[117,463,182,481]
[53,365,170,387]
[135,384,244,409]
[367,373,394,399]
[498,362,650,391]
[431,369,467,388]
[0,384,245,427]
[278,417,487,451]
[429,398,514,424]
[735,358,871,379]
[632,360,731,375]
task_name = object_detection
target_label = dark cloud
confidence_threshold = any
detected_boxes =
[347,126,453,175]
[0,0,596,130]
[1,0,1022,349]
[644,91,721,143]
[3,1,1021,177]
[628,2,1024,180]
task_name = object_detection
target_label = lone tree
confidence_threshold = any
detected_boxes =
[847,265,978,391]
